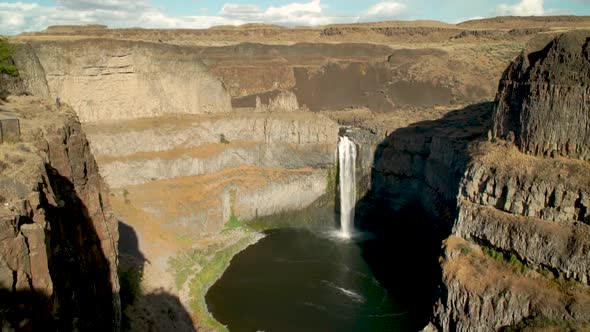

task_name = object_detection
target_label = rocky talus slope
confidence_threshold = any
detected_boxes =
[431,31,590,331]
[0,97,119,330]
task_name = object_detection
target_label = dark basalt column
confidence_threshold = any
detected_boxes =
[493,31,590,160]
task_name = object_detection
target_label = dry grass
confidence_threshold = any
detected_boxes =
[0,96,74,216]
[457,16,590,29]
[324,106,452,138]
[83,109,334,135]
[110,165,318,234]
[443,236,590,314]
[113,187,263,331]
[470,141,590,188]
[96,141,259,164]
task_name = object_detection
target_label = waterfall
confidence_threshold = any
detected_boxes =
[338,135,357,239]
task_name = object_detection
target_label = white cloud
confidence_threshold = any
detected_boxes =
[219,0,334,26]
[266,0,322,17]
[0,1,241,35]
[451,16,484,24]
[497,0,545,16]
[0,0,412,35]
[358,2,407,22]
[220,4,262,19]
[56,0,151,11]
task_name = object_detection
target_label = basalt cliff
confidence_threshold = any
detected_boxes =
[430,30,590,332]
[0,97,120,330]
[1,17,589,331]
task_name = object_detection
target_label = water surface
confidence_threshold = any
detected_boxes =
[206,227,412,332]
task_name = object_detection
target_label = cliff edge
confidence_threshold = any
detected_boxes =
[0,96,120,330]
[433,30,590,331]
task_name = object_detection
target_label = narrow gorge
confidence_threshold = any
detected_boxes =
[0,16,589,332]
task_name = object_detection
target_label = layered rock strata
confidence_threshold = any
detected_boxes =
[435,236,590,332]
[85,112,337,188]
[433,31,590,331]
[84,111,339,234]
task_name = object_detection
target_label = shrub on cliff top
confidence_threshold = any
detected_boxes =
[0,39,18,77]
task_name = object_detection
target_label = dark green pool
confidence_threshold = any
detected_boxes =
[206,227,413,332]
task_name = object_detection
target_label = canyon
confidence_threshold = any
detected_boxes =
[0,16,589,331]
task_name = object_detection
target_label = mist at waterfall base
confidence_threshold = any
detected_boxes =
[206,137,441,331]
[206,204,440,331]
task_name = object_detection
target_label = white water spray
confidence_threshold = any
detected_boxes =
[338,136,357,239]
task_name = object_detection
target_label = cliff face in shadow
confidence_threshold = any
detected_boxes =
[351,31,590,332]
[352,103,494,330]
[350,31,590,331]
[0,97,120,330]
[197,42,508,112]
[357,102,494,226]
[433,31,590,332]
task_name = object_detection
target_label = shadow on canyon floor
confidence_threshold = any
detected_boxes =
[353,102,494,330]
[0,168,194,331]
[0,289,55,331]
[118,221,196,332]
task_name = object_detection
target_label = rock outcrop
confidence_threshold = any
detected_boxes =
[432,31,590,331]
[0,97,120,330]
[453,144,590,285]
[22,39,232,122]
[434,236,590,332]
[255,91,299,112]
[366,103,493,222]
[493,31,590,160]
[0,43,50,98]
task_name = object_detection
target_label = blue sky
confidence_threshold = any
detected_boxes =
[0,0,589,35]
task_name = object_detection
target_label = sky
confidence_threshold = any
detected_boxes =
[0,0,589,35]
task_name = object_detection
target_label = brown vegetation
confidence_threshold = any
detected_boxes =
[443,236,590,312]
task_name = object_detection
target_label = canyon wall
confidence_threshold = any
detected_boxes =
[0,98,120,330]
[343,30,590,331]
[26,39,232,122]
[364,102,493,223]
[8,23,586,331]
[195,42,513,112]
[432,31,590,331]
[9,38,342,235]
[84,112,338,188]
[85,111,339,235]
